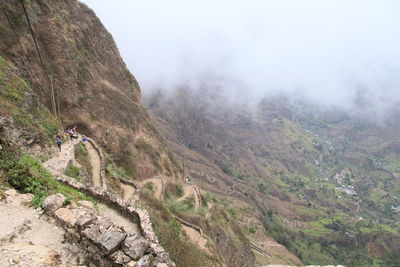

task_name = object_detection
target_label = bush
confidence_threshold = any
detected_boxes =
[142,182,155,196]
[165,183,184,199]
[0,151,94,207]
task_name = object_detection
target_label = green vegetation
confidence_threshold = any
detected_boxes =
[0,56,59,142]
[140,193,216,267]
[220,161,245,180]
[166,197,195,214]
[65,164,80,180]
[263,210,400,267]
[142,181,155,196]
[165,182,184,199]
[0,150,94,208]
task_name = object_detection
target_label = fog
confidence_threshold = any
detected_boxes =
[81,0,400,118]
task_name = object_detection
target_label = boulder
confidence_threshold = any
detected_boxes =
[110,250,132,264]
[54,208,77,227]
[43,194,66,213]
[76,213,98,230]
[97,229,127,255]
[135,254,152,267]
[82,225,102,243]
[122,234,150,260]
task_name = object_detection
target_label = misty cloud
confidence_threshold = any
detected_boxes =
[81,0,400,117]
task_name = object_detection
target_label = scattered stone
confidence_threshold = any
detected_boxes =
[82,225,102,243]
[54,208,77,227]
[98,217,113,233]
[122,234,150,260]
[136,254,153,267]
[43,194,66,213]
[97,229,127,255]
[110,250,131,264]
[76,213,97,230]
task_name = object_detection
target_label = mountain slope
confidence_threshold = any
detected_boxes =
[146,87,400,267]
[0,0,179,179]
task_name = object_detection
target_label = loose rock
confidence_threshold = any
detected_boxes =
[43,194,66,213]
[54,208,77,226]
[122,234,150,260]
[97,229,127,255]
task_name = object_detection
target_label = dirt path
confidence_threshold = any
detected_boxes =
[178,185,200,211]
[206,202,214,219]
[85,141,102,188]
[121,183,136,201]
[43,137,81,172]
[182,225,209,252]
[97,203,140,234]
[0,190,84,266]
[139,178,164,200]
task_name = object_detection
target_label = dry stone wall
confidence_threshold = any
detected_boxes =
[46,169,175,267]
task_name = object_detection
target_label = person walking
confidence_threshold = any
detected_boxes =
[82,135,88,143]
[56,136,62,152]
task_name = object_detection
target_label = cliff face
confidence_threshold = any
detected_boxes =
[0,0,179,179]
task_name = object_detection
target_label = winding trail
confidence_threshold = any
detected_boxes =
[177,185,200,211]
[43,137,81,172]
[44,137,139,236]
[138,177,164,200]
[121,182,136,201]
[85,141,102,188]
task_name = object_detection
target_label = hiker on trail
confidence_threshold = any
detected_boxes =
[56,136,62,152]
[69,129,74,140]
[73,125,77,133]
[82,135,88,143]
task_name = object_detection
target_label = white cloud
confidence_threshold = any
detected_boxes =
[81,0,400,116]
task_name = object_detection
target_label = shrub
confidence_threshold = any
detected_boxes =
[142,182,155,196]
[165,183,184,199]
[0,151,94,207]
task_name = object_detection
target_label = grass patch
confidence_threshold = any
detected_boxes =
[0,150,94,208]
[65,164,80,180]
[140,193,216,267]
[142,181,155,196]
[165,182,184,199]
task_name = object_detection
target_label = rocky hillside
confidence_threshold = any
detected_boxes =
[145,87,400,267]
[0,0,179,179]
[0,1,260,266]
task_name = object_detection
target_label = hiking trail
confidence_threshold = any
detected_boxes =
[43,137,139,235]
[178,184,201,211]
[84,140,102,188]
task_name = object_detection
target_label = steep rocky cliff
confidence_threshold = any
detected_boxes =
[0,0,179,179]
[0,1,259,266]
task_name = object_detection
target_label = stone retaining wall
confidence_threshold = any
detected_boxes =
[120,178,138,189]
[48,169,175,267]
[175,217,203,235]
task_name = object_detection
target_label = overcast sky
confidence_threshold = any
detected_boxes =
[81,0,400,116]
